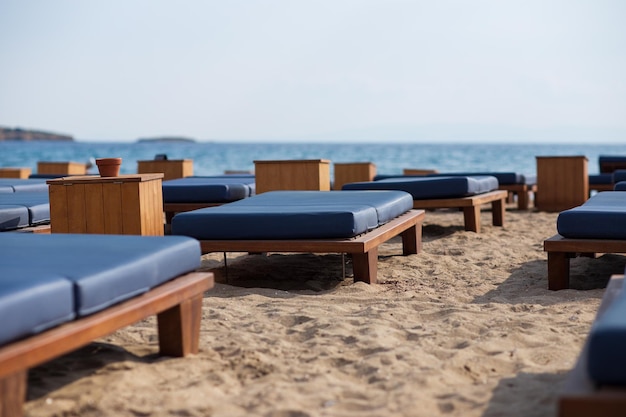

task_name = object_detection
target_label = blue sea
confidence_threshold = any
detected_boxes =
[2,141,626,177]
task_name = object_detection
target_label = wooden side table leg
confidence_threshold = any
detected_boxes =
[157,295,203,357]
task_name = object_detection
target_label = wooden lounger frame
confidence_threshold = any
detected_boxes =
[164,202,223,224]
[410,190,507,233]
[558,275,626,417]
[198,209,425,284]
[500,183,537,210]
[0,271,214,417]
[544,234,626,290]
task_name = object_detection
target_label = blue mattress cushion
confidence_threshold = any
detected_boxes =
[163,176,255,203]
[613,170,626,183]
[557,192,626,239]
[0,233,201,316]
[343,176,499,200]
[171,190,413,240]
[599,155,626,172]
[0,178,48,193]
[589,173,613,185]
[0,192,50,228]
[374,172,535,185]
[615,182,626,191]
[0,205,29,231]
[0,271,75,346]
[587,279,626,385]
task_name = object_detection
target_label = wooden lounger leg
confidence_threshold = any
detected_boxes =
[517,189,530,210]
[0,370,27,417]
[400,224,422,255]
[548,252,571,290]
[491,198,505,226]
[352,248,378,284]
[462,206,481,233]
[157,295,204,357]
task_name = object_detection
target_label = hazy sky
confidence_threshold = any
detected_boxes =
[1,0,625,142]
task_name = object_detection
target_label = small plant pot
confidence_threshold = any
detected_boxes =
[96,158,122,177]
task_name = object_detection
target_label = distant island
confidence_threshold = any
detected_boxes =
[0,126,74,142]
[136,136,196,143]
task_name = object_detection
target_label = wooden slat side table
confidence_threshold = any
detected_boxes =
[333,162,376,190]
[137,159,193,181]
[47,174,164,235]
[254,159,331,193]
[536,156,588,212]
[37,161,87,175]
[0,168,31,178]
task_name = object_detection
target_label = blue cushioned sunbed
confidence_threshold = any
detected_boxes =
[0,233,201,341]
[0,233,213,416]
[172,190,424,284]
[162,175,255,203]
[558,275,626,415]
[587,274,626,385]
[374,172,536,210]
[0,192,50,231]
[172,190,413,240]
[375,172,535,186]
[162,175,256,224]
[343,176,499,199]
[557,192,626,239]
[544,191,626,290]
[0,178,48,193]
[341,176,507,232]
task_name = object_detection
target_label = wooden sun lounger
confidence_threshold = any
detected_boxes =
[409,190,507,233]
[544,235,626,290]
[0,271,214,417]
[558,275,626,417]
[198,209,425,284]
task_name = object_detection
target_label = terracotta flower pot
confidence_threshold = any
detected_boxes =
[96,158,122,177]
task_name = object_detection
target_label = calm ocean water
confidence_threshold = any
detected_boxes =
[2,141,626,177]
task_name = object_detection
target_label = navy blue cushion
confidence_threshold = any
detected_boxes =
[587,281,626,384]
[0,205,29,231]
[374,172,535,185]
[171,190,413,240]
[0,271,75,346]
[0,178,48,193]
[557,192,626,239]
[0,233,201,316]
[615,182,626,191]
[599,155,626,172]
[0,192,50,227]
[163,176,255,203]
[589,173,613,185]
[233,190,413,224]
[613,170,626,183]
[343,176,499,199]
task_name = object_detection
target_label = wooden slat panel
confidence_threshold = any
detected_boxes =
[48,184,69,233]
[121,181,142,235]
[84,182,105,234]
[66,184,87,233]
[102,182,123,234]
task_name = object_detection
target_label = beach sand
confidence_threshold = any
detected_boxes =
[24,207,625,417]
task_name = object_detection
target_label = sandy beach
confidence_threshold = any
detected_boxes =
[24,206,624,417]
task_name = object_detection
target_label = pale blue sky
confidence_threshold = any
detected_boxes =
[1,0,625,142]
